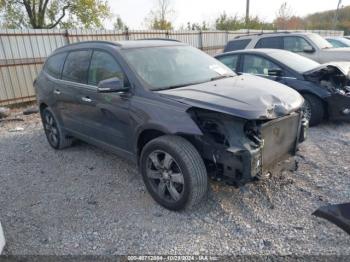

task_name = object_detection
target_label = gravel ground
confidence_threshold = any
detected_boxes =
[0,107,349,256]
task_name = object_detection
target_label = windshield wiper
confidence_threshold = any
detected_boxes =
[155,81,205,91]
[210,75,234,81]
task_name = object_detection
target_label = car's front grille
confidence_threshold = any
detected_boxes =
[260,113,301,170]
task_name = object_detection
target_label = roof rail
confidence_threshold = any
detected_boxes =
[234,31,300,39]
[55,40,121,51]
[137,38,181,42]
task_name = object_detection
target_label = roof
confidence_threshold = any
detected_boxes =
[54,39,185,53]
[117,40,185,49]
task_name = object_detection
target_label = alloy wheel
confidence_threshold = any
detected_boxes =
[43,111,59,148]
[146,150,185,202]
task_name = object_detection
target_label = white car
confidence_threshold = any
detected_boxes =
[224,32,350,63]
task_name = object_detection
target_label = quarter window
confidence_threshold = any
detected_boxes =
[243,55,281,75]
[88,51,124,86]
[217,55,239,71]
[283,36,313,52]
[44,52,67,79]
[62,50,91,84]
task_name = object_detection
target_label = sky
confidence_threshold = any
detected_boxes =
[108,0,350,29]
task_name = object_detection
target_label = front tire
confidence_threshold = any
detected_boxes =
[41,107,73,149]
[140,135,208,211]
[302,94,325,126]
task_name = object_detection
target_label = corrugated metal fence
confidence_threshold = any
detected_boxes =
[0,28,344,106]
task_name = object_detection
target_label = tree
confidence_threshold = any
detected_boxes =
[187,21,209,31]
[0,0,110,29]
[215,12,273,31]
[274,2,297,30]
[113,16,127,31]
[146,0,174,30]
[215,12,241,31]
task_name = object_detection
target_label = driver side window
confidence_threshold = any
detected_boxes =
[88,51,125,86]
[283,36,313,52]
[242,55,281,76]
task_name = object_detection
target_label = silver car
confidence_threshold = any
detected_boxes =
[224,32,350,63]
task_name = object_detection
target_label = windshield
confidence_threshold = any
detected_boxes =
[269,50,320,73]
[308,34,333,49]
[122,46,235,90]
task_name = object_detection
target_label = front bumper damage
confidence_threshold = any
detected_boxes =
[191,110,308,185]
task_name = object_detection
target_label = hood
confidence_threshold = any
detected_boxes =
[304,62,350,78]
[158,74,303,120]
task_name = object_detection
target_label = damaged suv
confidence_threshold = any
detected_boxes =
[35,40,307,210]
[216,49,350,125]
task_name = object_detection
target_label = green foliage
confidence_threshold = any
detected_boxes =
[0,0,111,29]
[146,0,174,30]
[215,12,273,31]
[113,16,127,31]
[304,6,350,33]
[186,21,209,31]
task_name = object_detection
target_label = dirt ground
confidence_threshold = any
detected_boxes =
[0,106,349,255]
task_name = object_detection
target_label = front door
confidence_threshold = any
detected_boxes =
[241,54,284,83]
[77,50,132,152]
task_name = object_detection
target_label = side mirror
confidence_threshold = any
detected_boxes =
[303,46,315,53]
[268,68,284,77]
[97,77,129,93]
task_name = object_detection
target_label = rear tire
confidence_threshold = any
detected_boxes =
[140,135,208,211]
[41,107,73,149]
[302,94,325,126]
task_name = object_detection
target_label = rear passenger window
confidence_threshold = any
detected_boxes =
[255,37,282,49]
[88,51,124,86]
[44,53,67,79]
[217,55,239,71]
[224,39,251,52]
[62,50,91,84]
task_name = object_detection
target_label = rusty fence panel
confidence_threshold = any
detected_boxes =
[0,28,344,106]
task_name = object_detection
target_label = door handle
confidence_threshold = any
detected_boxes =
[81,96,92,103]
[53,89,61,95]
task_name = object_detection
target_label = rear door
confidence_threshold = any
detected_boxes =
[255,36,283,49]
[59,49,92,134]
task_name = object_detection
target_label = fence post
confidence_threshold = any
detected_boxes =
[225,31,229,45]
[166,30,170,39]
[125,27,129,40]
[198,30,203,50]
[64,29,70,45]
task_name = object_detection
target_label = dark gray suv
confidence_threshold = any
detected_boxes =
[35,40,307,210]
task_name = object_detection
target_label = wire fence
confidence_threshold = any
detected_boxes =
[0,28,344,106]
